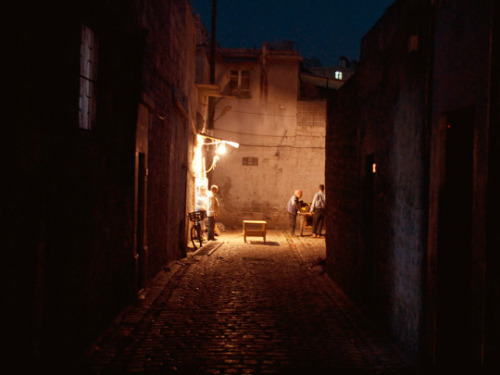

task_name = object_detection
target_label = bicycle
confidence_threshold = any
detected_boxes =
[188,210,206,249]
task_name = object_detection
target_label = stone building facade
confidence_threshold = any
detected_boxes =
[325,0,499,371]
[207,44,334,229]
[8,0,205,369]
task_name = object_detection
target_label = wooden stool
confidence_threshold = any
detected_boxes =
[243,220,267,243]
[298,213,313,236]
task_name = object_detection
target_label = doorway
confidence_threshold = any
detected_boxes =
[436,107,474,366]
[136,152,148,296]
[361,154,375,305]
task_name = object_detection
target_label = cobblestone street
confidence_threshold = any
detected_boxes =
[78,230,413,374]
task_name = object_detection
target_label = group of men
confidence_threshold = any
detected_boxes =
[287,184,326,237]
[195,183,325,242]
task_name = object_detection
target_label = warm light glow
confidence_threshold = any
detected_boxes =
[192,133,239,209]
[193,140,204,179]
[372,163,377,173]
[216,141,227,155]
[193,137,208,213]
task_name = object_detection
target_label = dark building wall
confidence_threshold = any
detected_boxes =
[487,1,500,366]
[326,0,498,369]
[8,0,196,369]
[325,81,362,298]
[489,1,500,367]
[10,2,141,366]
[426,0,498,368]
[326,0,431,360]
[137,0,195,276]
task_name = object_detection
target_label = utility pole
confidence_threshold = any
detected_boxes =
[207,0,217,130]
[210,0,217,84]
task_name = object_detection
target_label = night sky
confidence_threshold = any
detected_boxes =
[190,0,395,67]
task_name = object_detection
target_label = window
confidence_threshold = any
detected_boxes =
[242,157,258,166]
[229,70,251,97]
[79,24,98,130]
[335,71,343,80]
[408,35,419,53]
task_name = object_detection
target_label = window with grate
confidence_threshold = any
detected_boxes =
[79,24,98,130]
[242,157,258,166]
[229,70,251,98]
[296,101,326,127]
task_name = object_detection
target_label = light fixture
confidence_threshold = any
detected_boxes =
[198,133,239,149]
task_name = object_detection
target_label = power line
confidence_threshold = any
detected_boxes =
[237,143,324,149]
[214,127,325,139]
[216,106,298,118]
[212,103,327,119]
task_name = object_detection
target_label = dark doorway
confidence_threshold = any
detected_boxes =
[361,154,375,305]
[436,107,474,367]
[136,152,148,296]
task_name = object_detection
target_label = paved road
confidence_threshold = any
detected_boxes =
[78,230,413,374]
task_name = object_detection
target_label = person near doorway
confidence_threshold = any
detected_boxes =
[207,185,220,241]
[310,184,326,238]
[195,184,208,238]
[287,189,303,236]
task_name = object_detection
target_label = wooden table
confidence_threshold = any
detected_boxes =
[243,220,267,243]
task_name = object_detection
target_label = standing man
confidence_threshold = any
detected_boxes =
[310,184,326,238]
[207,185,220,241]
[195,184,208,237]
[287,189,303,236]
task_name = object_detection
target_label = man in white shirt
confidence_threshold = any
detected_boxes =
[310,184,325,238]
[206,185,220,241]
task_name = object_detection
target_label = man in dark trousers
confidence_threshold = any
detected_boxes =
[310,184,325,238]
[206,185,220,241]
[286,189,303,236]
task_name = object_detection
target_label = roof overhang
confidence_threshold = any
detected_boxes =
[300,72,344,90]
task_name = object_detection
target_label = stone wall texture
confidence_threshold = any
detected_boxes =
[211,50,326,229]
[326,0,432,361]
[8,0,198,368]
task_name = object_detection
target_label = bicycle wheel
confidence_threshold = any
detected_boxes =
[190,225,203,249]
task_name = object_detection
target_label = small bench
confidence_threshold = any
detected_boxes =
[243,220,267,243]
[298,212,313,236]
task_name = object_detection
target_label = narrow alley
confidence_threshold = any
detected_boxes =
[77,230,413,374]
[9,2,499,372]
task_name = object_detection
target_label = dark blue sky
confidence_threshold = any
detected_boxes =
[191,0,395,67]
